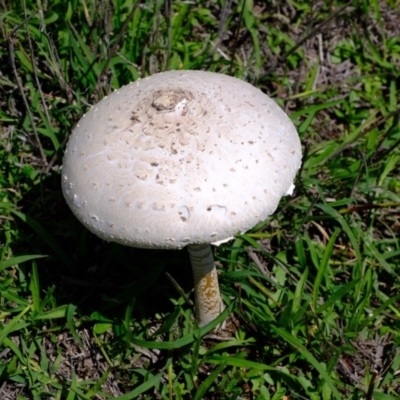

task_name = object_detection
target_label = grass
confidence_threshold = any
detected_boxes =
[1,0,400,398]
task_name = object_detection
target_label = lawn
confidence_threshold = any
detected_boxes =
[1,0,400,399]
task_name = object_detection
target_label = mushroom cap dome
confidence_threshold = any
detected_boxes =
[62,70,302,249]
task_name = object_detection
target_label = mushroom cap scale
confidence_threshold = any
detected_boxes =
[62,70,302,249]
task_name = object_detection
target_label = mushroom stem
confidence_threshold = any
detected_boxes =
[188,244,224,327]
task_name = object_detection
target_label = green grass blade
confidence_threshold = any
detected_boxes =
[0,255,47,272]
[312,228,340,310]
[11,210,72,266]
[34,305,69,320]
[115,372,163,400]
[0,305,31,346]
[316,279,360,313]
[66,304,83,347]
[29,261,41,312]
[270,326,341,400]
[194,363,226,400]
[131,305,232,350]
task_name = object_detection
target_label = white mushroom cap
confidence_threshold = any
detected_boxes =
[62,70,301,249]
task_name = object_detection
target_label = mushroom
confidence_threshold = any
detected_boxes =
[61,70,302,327]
